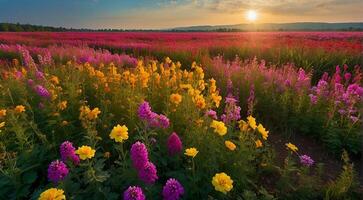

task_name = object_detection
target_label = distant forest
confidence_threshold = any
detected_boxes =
[1,22,362,32]
[0,23,155,32]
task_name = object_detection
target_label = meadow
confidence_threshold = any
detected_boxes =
[0,32,362,199]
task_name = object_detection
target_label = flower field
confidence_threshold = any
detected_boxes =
[0,32,362,199]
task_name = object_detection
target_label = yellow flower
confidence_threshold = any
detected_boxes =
[38,188,66,200]
[79,106,101,120]
[194,95,206,109]
[211,172,233,194]
[87,107,101,120]
[14,105,25,113]
[58,101,67,111]
[0,109,7,118]
[210,120,227,136]
[195,119,204,127]
[238,120,249,132]
[50,76,60,85]
[170,93,182,105]
[257,124,269,140]
[209,78,217,94]
[225,140,236,151]
[255,140,263,148]
[247,116,257,130]
[138,67,150,88]
[179,84,192,90]
[109,124,129,143]
[165,57,172,64]
[76,145,96,160]
[211,93,222,108]
[184,148,198,158]
[286,142,298,152]
[0,122,5,129]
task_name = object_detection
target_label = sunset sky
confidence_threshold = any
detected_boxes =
[0,0,362,29]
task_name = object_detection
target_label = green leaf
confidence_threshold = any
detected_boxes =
[22,171,37,184]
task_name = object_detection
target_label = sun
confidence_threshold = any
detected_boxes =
[246,10,258,22]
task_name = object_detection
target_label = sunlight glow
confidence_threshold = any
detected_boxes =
[246,10,258,22]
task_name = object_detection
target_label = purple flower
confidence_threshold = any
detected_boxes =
[147,112,160,127]
[316,80,328,97]
[162,178,184,200]
[60,141,80,165]
[123,186,146,200]
[309,94,318,105]
[221,96,241,124]
[138,101,153,121]
[137,101,170,129]
[27,79,34,87]
[130,142,149,170]
[15,71,23,79]
[206,110,218,120]
[344,73,352,82]
[299,155,314,167]
[338,109,346,115]
[350,116,359,123]
[225,97,237,104]
[158,114,170,129]
[35,70,45,80]
[47,160,69,183]
[167,132,183,155]
[347,84,363,97]
[17,45,36,68]
[138,161,158,184]
[34,85,50,99]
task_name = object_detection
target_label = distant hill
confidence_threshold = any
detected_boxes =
[0,23,69,32]
[1,22,363,32]
[169,22,363,32]
[0,23,129,32]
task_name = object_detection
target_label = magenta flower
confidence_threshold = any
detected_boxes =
[34,85,50,99]
[27,79,34,87]
[35,70,45,80]
[15,71,23,79]
[299,155,314,167]
[47,160,69,183]
[221,96,241,124]
[138,101,153,121]
[344,73,352,82]
[60,141,80,165]
[162,178,184,200]
[308,94,318,105]
[123,186,146,200]
[137,101,170,129]
[167,132,183,155]
[206,110,218,120]
[130,142,149,170]
[138,161,158,184]
[158,114,170,129]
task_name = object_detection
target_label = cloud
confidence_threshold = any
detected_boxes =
[1,0,362,29]
[159,0,363,16]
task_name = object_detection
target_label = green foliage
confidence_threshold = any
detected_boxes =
[325,151,359,200]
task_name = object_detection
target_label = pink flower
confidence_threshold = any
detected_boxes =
[167,132,183,155]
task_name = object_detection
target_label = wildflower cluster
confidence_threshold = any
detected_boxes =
[0,53,355,200]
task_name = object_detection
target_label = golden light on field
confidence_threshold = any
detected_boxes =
[246,10,258,22]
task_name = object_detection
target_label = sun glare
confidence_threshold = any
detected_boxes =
[246,10,258,22]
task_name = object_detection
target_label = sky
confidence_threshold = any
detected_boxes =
[0,0,362,29]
